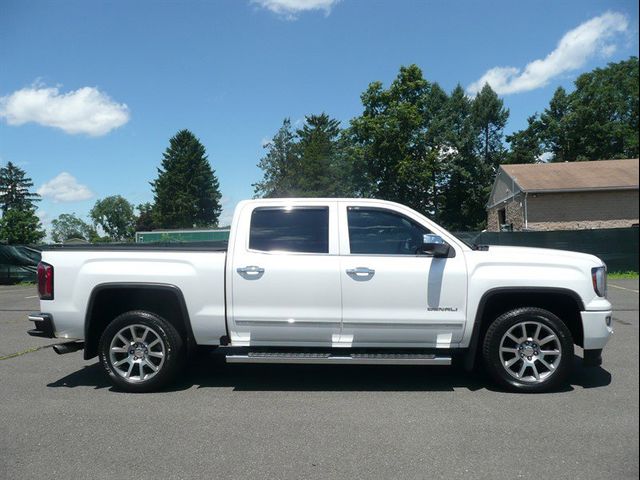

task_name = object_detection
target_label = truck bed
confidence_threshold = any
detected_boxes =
[39,244,228,345]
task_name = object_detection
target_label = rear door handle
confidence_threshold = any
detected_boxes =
[237,265,265,274]
[346,267,375,276]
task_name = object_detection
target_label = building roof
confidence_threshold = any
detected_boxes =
[501,158,639,193]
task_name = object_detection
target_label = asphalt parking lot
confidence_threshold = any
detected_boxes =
[1,281,638,480]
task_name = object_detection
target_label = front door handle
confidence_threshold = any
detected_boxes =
[346,267,375,276]
[237,265,265,275]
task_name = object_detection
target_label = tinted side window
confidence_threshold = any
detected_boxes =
[249,207,329,253]
[348,208,430,255]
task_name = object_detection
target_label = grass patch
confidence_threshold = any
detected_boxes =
[609,271,639,279]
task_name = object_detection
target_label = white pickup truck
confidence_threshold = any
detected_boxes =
[28,198,612,393]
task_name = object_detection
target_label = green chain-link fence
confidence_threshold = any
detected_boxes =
[455,227,639,272]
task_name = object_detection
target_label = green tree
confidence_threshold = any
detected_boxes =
[0,162,44,244]
[90,195,136,242]
[0,161,40,213]
[254,115,354,198]
[0,208,45,244]
[506,115,543,165]
[471,83,509,169]
[348,64,448,216]
[539,87,572,162]
[466,83,509,229]
[254,119,300,197]
[135,203,157,232]
[152,130,222,228]
[509,57,639,162]
[50,213,95,243]
[568,57,639,160]
[438,84,480,230]
[295,113,352,197]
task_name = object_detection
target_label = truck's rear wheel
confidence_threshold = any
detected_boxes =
[98,310,184,392]
[482,307,573,393]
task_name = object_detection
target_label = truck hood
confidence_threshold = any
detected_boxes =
[475,245,604,268]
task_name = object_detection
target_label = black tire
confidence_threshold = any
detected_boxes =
[99,310,185,393]
[482,307,573,393]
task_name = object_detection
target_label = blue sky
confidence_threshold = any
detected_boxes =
[1,0,638,230]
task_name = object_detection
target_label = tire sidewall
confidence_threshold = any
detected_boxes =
[99,310,184,393]
[483,308,574,393]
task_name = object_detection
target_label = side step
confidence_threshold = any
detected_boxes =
[226,352,451,366]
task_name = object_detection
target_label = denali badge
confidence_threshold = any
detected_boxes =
[427,307,459,312]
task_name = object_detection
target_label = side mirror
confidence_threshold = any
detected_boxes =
[421,234,450,258]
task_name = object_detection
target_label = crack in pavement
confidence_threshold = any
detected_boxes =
[0,343,62,361]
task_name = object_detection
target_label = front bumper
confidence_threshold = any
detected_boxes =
[27,313,56,338]
[581,310,613,350]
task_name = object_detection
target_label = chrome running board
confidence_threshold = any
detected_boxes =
[226,352,451,365]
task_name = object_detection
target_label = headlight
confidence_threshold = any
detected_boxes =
[591,266,607,297]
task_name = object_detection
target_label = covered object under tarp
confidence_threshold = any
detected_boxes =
[0,245,41,284]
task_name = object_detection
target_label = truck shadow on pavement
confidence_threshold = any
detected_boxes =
[47,353,611,393]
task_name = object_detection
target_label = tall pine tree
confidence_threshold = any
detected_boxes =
[540,87,572,162]
[253,119,298,198]
[152,130,222,228]
[0,209,45,244]
[0,162,40,213]
[505,115,543,165]
[254,115,353,198]
[467,83,509,229]
[0,162,44,244]
[438,84,478,230]
[295,113,345,197]
[471,83,509,170]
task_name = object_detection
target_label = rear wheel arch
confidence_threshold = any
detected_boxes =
[84,283,195,359]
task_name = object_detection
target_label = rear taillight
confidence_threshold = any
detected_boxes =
[37,262,54,300]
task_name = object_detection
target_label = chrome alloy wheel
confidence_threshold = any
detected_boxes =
[109,324,166,382]
[499,321,562,384]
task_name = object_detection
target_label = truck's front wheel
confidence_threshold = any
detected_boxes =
[98,310,185,392]
[482,307,573,393]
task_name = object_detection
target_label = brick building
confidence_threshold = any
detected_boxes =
[486,159,639,231]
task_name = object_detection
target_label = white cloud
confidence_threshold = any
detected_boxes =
[467,11,628,96]
[0,84,130,136]
[252,0,340,19]
[37,172,94,203]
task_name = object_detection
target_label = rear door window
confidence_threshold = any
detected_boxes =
[249,207,329,253]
